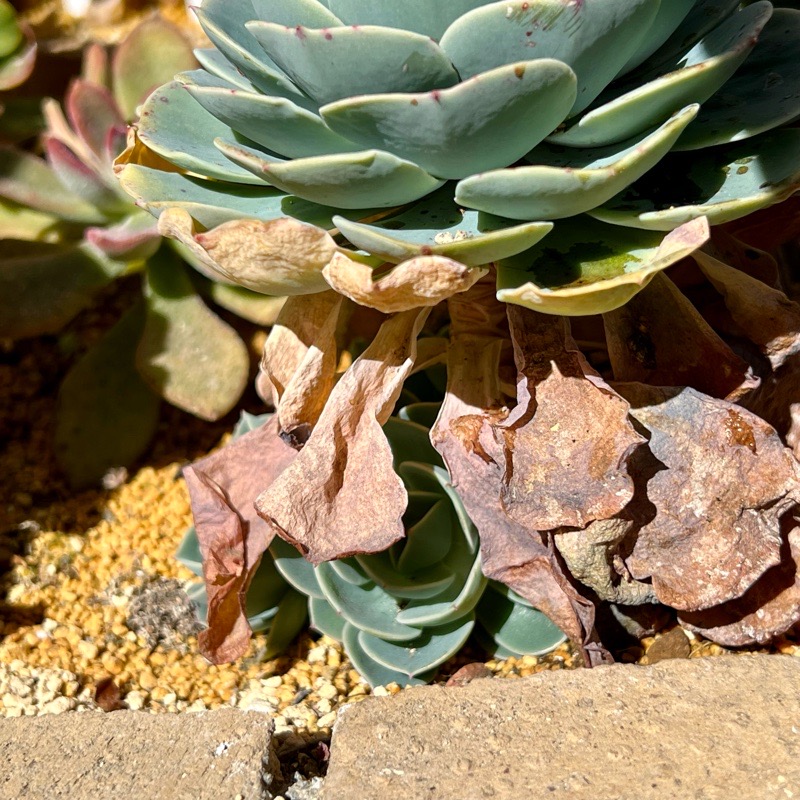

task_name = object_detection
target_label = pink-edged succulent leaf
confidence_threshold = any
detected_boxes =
[81,42,109,87]
[137,249,250,421]
[256,307,430,564]
[603,272,760,402]
[85,210,161,261]
[184,416,298,663]
[619,383,800,612]
[111,16,197,120]
[65,78,125,162]
[0,21,35,91]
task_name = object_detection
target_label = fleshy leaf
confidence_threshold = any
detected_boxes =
[205,283,286,326]
[0,19,35,91]
[112,16,197,120]
[65,79,125,162]
[321,60,577,180]
[54,303,160,490]
[157,207,335,295]
[323,252,487,313]
[496,216,709,316]
[184,415,298,663]
[619,384,800,612]
[603,272,758,401]
[256,308,430,564]
[84,210,161,261]
[137,250,250,420]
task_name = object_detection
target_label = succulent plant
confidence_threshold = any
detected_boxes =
[133,1,800,671]
[0,16,286,489]
[0,0,36,92]
[180,406,565,686]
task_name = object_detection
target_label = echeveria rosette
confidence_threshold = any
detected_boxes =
[0,17,285,489]
[179,407,565,687]
[117,0,800,315]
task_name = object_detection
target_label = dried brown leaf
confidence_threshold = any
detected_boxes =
[323,251,488,313]
[184,417,297,663]
[680,518,800,647]
[261,291,342,440]
[603,273,759,401]
[95,677,125,712]
[618,384,800,612]
[256,308,430,564]
[502,305,645,530]
[702,229,780,287]
[158,208,335,295]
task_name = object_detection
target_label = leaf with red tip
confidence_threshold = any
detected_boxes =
[65,79,124,160]
[85,211,160,261]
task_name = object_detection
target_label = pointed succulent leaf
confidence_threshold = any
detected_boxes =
[247,22,458,106]
[112,16,197,120]
[85,210,161,261]
[477,585,566,655]
[0,240,127,339]
[616,0,697,76]
[675,10,800,150]
[322,252,488,313]
[0,147,104,223]
[316,562,421,641]
[324,0,487,39]
[270,537,325,600]
[178,69,359,158]
[342,623,432,688]
[440,0,660,115]
[383,416,443,472]
[309,596,345,640]
[251,0,343,27]
[262,589,308,657]
[0,199,63,241]
[137,250,250,420]
[136,81,269,185]
[54,303,160,490]
[457,105,698,220]
[356,549,455,601]
[117,163,286,228]
[65,79,125,161]
[334,187,553,265]
[550,2,772,147]
[157,208,335,295]
[497,216,710,316]
[321,60,577,180]
[194,0,322,102]
[194,47,255,91]
[219,145,443,209]
[591,128,800,231]
[360,616,475,677]
[0,9,35,91]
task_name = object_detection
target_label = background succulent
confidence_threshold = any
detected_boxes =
[179,406,565,687]
[0,15,286,489]
[0,0,35,92]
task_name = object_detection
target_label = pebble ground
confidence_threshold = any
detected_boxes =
[1,283,798,738]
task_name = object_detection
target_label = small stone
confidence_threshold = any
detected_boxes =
[263,676,283,689]
[39,697,75,715]
[125,691,146,711]
[317,683,339,701]
[317,712,337,729]
[645,627,691,664]
[77,641,99,661]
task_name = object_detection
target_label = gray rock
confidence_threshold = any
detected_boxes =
[323,655,800,799]
[0,708,278,800]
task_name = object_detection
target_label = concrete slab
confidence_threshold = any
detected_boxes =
[323,655,800,800]
[0,707,277,800]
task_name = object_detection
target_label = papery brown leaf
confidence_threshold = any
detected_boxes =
[256,308,430,564]
[323,251,488,313]
[502,305,644,530]
[702,229,780,287]
[184,417,297,663]
[693,250,800,459]
[431,281,612,666]
[260,291,342,440]
[618,384,800,612]
[721,195,800,253]
[158,208,335,295]
[679,521,800,647]
[603,273,759,402]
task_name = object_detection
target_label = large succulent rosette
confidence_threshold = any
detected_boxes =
[128,0,800,671]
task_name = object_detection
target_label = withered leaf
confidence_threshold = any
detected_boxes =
[261,291,342,440]
[256,308,430,564]
[157,208,335,295]
[702,228,780,287]
[323,252,488,313]
[618,384,800,612]
[603,272,759,402]
[431,284,613,666]
[95,677,125,713]
[184,416,297,663]
[680,519,800,647]
[502,306,644,531]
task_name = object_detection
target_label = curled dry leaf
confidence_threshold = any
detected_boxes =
[113,126,183,174]
[256,308,430,564]
[603,272,759,402]
[618,384,800,613]
[157,207,335,295]
[184,417,297,663]
[431,280,616,666]
[693,250,800,458]
[323,251,488,313]
[502,305,644,531]
[679,521,800,647]
[261,291,342,441]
